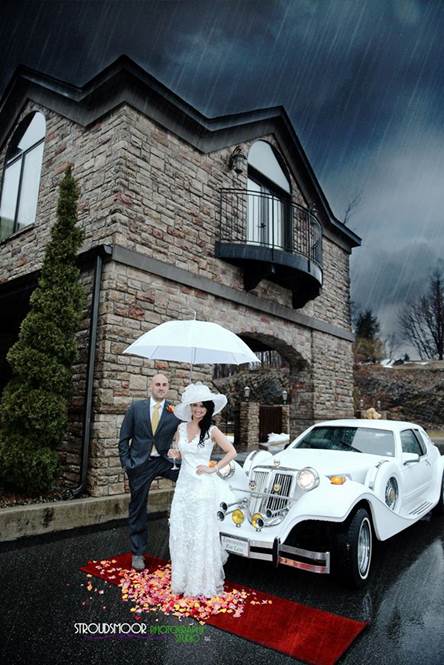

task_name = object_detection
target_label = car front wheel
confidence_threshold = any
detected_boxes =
[334,508,373,588]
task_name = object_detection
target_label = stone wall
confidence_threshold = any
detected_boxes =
[0,101,128,282]
[311,331,354,424]
[0,100,356,497]
[107,106,352,325]
[87,259,323,496]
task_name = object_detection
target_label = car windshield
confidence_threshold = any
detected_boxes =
[293,426,395,456]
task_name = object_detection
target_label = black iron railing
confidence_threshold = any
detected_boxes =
[218,189,323,267]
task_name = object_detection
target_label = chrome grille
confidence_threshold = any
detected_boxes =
[249,468,293,515]
[264,472,293,513]
[250,470,270,513]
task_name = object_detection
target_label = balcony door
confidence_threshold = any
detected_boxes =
[246,142,291,252]
[247,176,288,250]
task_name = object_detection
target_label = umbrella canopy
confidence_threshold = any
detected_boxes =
[123,319,259,365]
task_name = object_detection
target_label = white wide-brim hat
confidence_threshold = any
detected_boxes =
[174,382,227,422]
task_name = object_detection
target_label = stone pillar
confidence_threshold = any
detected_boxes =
[281,405,290,434]
[239,401,259,451]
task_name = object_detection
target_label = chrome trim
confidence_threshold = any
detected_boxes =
[296,466,320,491]
[266,507,290,517]
[250,539,272,549]
[280,544,329,561]
[279,555,330,574]
[220,536,331,573]
[220,500,244,511]
[219,507,244,520]
[385,477,399,510]
[409,500,433,515]
[264,514,287,526]
[250,552,273,561]
[252,464,301,474]
[228,486,299,503]
[357,518,371,577]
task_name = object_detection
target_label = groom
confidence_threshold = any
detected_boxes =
[118,373,181,570]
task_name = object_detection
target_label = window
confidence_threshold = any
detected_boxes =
[400,430,425,456]
[0,112,46,241]
[294,426,396,456]
[247,141,291,250]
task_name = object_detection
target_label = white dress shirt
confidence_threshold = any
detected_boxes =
[149,397,165,456]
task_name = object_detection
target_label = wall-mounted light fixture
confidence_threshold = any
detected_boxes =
[229,146,247,174]
[282,389,288,404]
[244,385,251,401]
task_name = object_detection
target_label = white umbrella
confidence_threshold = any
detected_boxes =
[123,319,259,369]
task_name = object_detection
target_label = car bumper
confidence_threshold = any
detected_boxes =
[220,533,331,574]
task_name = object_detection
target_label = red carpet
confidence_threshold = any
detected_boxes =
[80,552,368,665]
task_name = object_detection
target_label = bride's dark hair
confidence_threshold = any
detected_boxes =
[197,400,215,446]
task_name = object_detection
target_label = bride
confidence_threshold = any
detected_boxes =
[167,383,237,598]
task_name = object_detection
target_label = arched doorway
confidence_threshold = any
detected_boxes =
[212,332,313,449]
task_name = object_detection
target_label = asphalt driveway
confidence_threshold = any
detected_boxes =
[0,507,443,665]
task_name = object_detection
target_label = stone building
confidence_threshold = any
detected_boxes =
[0,57,361,497]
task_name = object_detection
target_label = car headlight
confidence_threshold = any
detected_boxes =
[231,509,245,526]
[251,512,264,529]
[296,467,320,491]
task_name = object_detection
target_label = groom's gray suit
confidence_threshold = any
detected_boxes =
[118,399,181,555]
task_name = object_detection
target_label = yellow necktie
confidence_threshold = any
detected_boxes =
[151,402,161,434]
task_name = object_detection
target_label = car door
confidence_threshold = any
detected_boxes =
[400,429,433,510]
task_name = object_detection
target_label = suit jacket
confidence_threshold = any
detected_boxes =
[118,399,181,472]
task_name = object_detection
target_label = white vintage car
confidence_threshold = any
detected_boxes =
[217,419,444,587]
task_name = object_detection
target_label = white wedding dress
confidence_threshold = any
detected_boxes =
[169,422,230,598]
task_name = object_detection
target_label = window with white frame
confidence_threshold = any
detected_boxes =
[0,112,46,241]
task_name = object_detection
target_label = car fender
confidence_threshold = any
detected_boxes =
[280,475,413,542]
[243,450,274,475]
[364,460,402,511]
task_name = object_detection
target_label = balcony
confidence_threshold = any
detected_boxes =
[215,189,323,308]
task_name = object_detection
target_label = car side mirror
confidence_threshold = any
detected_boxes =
[402,452,420,465]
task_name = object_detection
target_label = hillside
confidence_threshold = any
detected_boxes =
[354,363,444,430]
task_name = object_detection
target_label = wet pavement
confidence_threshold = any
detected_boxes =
[0,508,443,665]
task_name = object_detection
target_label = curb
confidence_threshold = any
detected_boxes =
[0,488,173,543]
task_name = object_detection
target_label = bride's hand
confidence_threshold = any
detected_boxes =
[168,448,180,459]
[196,464,215,475]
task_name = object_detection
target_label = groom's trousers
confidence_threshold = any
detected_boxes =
[127,456,180,555]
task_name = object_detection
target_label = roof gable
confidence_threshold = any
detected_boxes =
[0,55,361,247]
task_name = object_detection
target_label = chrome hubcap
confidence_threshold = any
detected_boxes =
[385,478,398,510]
[357,518,371,577]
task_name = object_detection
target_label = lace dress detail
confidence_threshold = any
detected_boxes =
[169,422,230,598]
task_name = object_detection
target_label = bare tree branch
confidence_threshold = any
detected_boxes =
[343,191,364,226]
[398,270,444,360]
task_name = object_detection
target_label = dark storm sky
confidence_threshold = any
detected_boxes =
[2,0,444,353]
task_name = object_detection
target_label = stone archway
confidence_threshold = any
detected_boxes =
[213,331,314,447]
